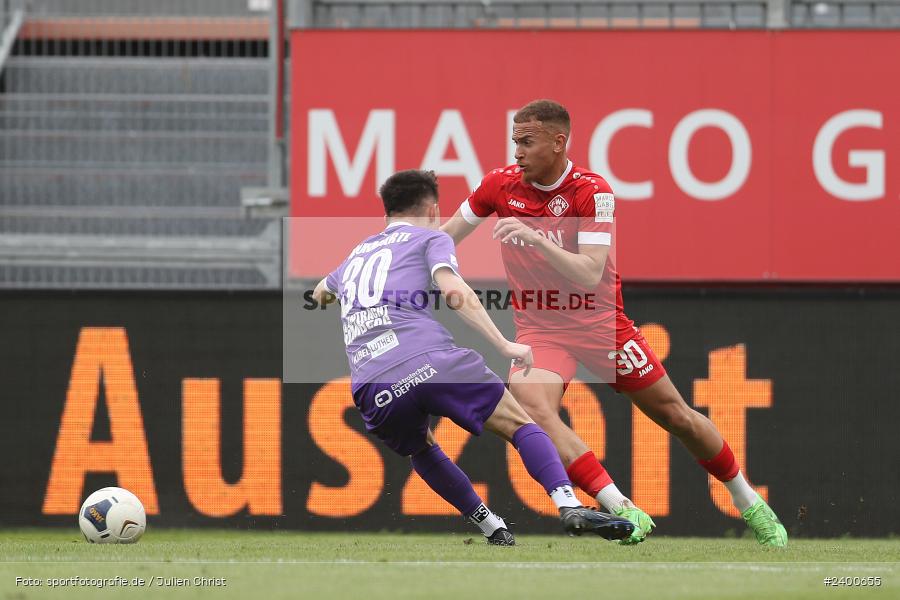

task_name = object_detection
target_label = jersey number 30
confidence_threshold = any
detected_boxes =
[340,249,393,318]
[608,340,648,375]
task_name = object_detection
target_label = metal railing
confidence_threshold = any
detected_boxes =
[305,0,769,29]
[791,0,900,27]
[14,0,269,57]
[299,0,900,28]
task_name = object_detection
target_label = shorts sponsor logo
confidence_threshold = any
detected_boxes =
[639,363,655,377]
[374,390,393,408]
[594,193,615,223]
[390,363,438,398]
[548,195,569,216]
[366,329,399,359]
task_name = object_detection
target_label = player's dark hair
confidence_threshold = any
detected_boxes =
[514,99,571,134]
[379,169,439,216]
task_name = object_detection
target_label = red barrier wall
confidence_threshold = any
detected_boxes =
[290,30,900,281]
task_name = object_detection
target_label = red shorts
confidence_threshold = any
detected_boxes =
[509,317,666,393]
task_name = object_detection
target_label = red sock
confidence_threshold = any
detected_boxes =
[566,451,614,497]
[697,440,740,482]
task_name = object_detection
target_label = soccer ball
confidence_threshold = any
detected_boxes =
[78,487,146,543]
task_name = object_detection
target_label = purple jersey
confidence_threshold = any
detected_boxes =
[325,222,459,389]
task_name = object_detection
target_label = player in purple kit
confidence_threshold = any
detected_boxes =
[312,169,634,544]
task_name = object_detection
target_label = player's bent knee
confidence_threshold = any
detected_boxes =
[509,383,558,413]
[504,391,534,425]
[511,402,557,429]
[485,390,533,440]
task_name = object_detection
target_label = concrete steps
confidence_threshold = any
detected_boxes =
[4,58,269,95]
[0,53,276,289]
[0,167,266,207]
[0,130,268,166]
[0,109,267,133]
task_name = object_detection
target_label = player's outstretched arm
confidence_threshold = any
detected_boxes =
[440,208,480,245]
[433,267,532,375]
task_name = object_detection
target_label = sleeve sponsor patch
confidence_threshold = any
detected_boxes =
[594,193,615,223]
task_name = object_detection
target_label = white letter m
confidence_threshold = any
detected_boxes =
[308,109,395,197]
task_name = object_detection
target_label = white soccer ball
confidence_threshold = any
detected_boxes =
[78,487,146,544]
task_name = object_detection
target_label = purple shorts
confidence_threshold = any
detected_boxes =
[352,347,505,457]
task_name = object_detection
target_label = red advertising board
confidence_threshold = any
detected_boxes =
[290,30,900,281]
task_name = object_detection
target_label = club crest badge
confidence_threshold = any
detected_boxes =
[548,195,569,217]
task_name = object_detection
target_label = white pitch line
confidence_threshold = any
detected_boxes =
[1,560,898,573]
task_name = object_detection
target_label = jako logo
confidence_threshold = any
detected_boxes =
[508,198,526,209]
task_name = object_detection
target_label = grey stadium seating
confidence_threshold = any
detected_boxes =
[0,1,275,289]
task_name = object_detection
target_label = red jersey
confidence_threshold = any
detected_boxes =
[460,161,629,333]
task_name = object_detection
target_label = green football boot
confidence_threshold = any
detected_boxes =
[742,496,788,548]
[613,504,656,545]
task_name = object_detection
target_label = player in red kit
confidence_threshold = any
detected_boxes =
[441,99,787,547]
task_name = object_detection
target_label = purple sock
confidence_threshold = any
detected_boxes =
[410,444,482,517]
[512,423,571,494]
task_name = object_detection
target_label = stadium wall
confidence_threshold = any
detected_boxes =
[2,290,897,537]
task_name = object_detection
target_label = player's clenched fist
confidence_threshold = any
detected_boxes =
[493,217,541,245]
[500,341,533,377]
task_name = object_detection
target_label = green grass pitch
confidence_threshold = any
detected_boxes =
[1,529,897,599]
